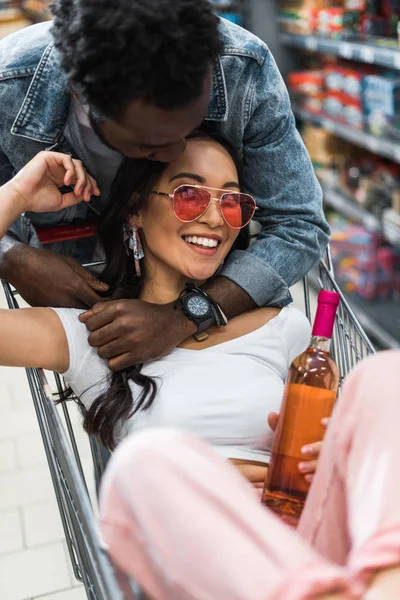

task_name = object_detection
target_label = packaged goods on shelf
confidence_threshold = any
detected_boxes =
[339,151,400,212]
[362,72,400,134]
[279,0,400,42]
[316,7,362,36]
[301,124,357,181]
[288,60,400,137]
[278,0,342,35]
[330,215,400,300]
[288,68,325,112]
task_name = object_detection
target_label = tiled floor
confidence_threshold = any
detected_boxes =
[0,282,315,600]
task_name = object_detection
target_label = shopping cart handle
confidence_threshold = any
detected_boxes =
[36,223,97,245]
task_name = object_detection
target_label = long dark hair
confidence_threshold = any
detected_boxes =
[74,129,249,449]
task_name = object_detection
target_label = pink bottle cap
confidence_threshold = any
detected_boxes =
[312,290,340,338]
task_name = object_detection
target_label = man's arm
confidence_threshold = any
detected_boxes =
[220,50,329,309]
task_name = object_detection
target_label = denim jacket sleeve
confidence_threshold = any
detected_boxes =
[221,51,330,307]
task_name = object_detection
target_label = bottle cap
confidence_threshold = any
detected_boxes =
[317,290,341,306]
[312,290,340,338]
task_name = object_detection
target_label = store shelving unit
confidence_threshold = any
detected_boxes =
[280,32,400,70]
[292,105,400,162]
[273,21,400,349]
[322,185,381,231]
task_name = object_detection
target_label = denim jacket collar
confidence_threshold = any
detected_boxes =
[11,44,228,144]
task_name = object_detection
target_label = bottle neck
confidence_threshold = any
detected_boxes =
[310,336,331,353]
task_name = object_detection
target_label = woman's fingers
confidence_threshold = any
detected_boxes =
[298,416,331,481]
[301,440,322,458]
[267,412,279,431]
[60,155,100,201]
[298,459,318,474]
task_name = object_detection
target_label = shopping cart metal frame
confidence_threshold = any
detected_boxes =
[0,249,375,600]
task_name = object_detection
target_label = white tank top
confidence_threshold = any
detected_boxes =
[52,305,310,464]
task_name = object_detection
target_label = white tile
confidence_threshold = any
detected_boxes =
[0,542,70,600]
[15,431,47,468]
[0,465,54,511]
[0,403,39,441]
[22,500,64,548]
[0,509,23,554]
[0,439,17,472]
[34,587,86,600]
[0,366,32,411]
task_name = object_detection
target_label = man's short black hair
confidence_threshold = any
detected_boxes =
[51,0,222,120]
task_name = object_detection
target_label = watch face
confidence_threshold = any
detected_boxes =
[187,295,210,317]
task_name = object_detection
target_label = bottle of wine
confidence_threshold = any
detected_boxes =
[262,290,340,525]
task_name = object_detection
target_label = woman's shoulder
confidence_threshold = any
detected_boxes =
[229,304,309,335]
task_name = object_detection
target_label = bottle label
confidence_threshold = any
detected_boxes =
[272,383,337,460]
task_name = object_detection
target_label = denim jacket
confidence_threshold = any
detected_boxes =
[0,19,329,307]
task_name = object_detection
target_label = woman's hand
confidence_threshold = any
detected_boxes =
[298,417,329,482]
[11,151,100,214]
[268,413,330,483]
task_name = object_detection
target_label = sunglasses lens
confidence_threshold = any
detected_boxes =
[221,193,256,228]
[173,186,210,222]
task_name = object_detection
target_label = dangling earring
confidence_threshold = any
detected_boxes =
[123,224,144,277]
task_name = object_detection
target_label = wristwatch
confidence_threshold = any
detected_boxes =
[177,287,216,333]
[175,283,227,334]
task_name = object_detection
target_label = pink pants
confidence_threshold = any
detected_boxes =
[99,350,400,600]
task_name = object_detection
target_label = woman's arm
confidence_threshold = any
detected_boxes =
[0,151,99,371]
[0,307,69,372]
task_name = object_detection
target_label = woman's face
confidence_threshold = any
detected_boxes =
[134,138,241,285]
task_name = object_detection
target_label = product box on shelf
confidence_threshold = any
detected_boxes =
[330,216,397,300]
[339,152,400,213]
[278,0,334,34]
[323,90,364,128]
[288,69,325,112]
[361,73,400,135]
[316,7,361,36]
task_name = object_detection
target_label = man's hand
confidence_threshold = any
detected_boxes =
[79,299,197,370]
[268,413,330,483]
[3,245,109,308]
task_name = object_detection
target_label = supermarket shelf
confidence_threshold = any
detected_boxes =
[322,185,381,231]
[293,105,400,163]
[308,272,400,349]
[280,32,400,70]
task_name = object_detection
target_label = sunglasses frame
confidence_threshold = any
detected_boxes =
[151,184,258,230]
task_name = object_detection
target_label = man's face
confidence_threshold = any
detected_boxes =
[90,71,212,162]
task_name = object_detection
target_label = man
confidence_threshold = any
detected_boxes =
[0,0,329,370]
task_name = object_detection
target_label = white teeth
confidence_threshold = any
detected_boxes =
[183,236,218,248]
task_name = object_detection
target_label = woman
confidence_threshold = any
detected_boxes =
[0,132,319,492]
[100,350,400,600]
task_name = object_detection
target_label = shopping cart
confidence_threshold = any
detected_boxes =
[0,244,374,600]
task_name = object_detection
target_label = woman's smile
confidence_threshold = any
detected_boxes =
[182,233,222,256]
